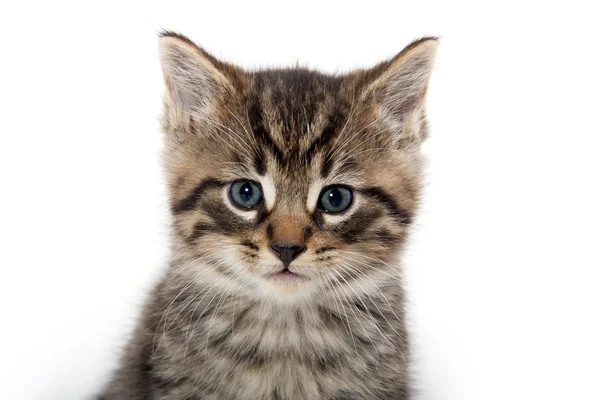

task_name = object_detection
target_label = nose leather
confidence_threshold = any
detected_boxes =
[270,243,306,268]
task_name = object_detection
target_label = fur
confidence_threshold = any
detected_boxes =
[100,31,438,400]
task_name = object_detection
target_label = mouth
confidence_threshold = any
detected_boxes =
[268,268,306,283]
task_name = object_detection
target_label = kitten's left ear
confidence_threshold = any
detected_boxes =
[362,37,438,136]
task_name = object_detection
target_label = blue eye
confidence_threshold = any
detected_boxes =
[318,186,353,213]
[229,181,263,209]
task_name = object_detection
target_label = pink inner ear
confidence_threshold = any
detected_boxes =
[160,40,219,114]
[369,39,438,121]
[173,84,201,111]
[380,66,432,119]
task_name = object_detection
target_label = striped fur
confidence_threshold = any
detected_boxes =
[101,32,438,399]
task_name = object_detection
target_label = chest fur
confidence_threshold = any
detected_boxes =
[149,296,408,399]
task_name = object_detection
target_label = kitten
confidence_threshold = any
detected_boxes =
[101,31,437,400]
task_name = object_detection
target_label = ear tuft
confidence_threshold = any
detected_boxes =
[158,33,233,115]
[158,30,198,46]
[367,37,439,121]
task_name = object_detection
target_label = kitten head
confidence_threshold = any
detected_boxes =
[159,32,437,304]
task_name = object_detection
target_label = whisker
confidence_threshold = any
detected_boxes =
[336,253,408,333]
[320,271,358,355]
[336,260,406,342]
[337,250,405,283]
[329,266,382,362]
[197,117,256,157]
[222,105,262,156]
[330,116,379,160]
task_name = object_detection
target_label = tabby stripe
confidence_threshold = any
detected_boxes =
[315,246,336,254]
[317,305,347,330]
[248,99,284,162]
[253,149,267,175]
[199,201,246,233]
[255,208,269,225]
[232,305,252,330]
[337,208,382,244]
[303,226,313,241]
[171,178,224,214]
[186,223,211,244]
[320,153,335,178]
[305,125,337,162]
[240,241,259,251]
[255,125,284,162]
[359,187,413,225]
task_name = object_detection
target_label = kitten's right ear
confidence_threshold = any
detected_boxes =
[158,32,236,116]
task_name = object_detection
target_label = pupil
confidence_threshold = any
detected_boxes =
[240,183,252,202]
[328,189,342,208]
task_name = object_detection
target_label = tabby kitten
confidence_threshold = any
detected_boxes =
[101,32,437,400]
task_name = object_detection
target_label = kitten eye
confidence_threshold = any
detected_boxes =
[318,186,353,214]
[229,180,263,209]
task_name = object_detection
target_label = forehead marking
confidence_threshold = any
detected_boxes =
[248,99,284,163]
[304,125,337,163]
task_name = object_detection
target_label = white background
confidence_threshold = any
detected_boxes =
[1,1,599,399]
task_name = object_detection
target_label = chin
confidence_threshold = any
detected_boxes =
[255,269,317,303]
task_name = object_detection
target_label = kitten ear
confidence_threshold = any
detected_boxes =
[158,32,236,115]
[364,37,438,127]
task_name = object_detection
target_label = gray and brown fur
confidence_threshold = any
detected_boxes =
[101,31,438,400]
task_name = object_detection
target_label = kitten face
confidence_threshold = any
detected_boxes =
[160,32,437,304]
